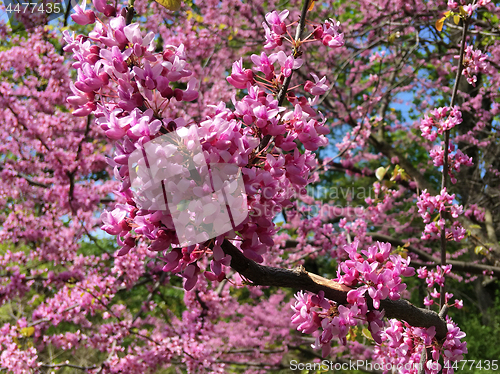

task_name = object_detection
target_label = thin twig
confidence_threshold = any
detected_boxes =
[440,18,469,309]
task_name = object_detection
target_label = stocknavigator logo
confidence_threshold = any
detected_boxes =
[129,125,249,247]
[3,0,80,30]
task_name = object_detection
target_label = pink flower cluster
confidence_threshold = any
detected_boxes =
[313,18,345,48]
[291,240,414,356]
[417,189,466,241]
[457,44,490,86]
[420,106,462,142]
[0,321,39,373]
[291,290,367,357]
[372,317,467,374]
[338,240,415,309]
[429,143,473,184]
[262,10,289,49]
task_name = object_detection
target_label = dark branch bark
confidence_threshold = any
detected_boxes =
[221,239,448,340]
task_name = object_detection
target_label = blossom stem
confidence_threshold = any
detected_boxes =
[126,0,136,25]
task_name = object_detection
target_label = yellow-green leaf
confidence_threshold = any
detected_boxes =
[153,0,181,11]
[475,246,487,255]
[375,166,389,181]
[454,15,461,25]
[436,17,445,32]
[362,328,373,340]
[21,327,35,337]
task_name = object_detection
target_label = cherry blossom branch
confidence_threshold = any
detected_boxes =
[220,239,448,340]
[0,163,50,188]
[257,0,312,153]
[440,19,469,308]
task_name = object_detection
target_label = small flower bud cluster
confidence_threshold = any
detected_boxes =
[417,189,466,241]
[456,44,490,86]
[419,106,462,142]
[429,143,473,184]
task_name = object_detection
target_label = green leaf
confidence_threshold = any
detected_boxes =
[153,0,181,11]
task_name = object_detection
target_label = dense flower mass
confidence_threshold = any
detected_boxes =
[338,240,415,309]
[292,240,414,355]
[372,317,467,374]
[66,3,344,292]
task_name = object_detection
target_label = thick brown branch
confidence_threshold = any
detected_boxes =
[221,239,448,340]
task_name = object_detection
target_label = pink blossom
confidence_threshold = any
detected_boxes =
[304,73,329,96]
[273,51,303,77]
[321,18,344,48]
[71,1,96,25]
[265,10,289,35]
[227,58,254,89]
